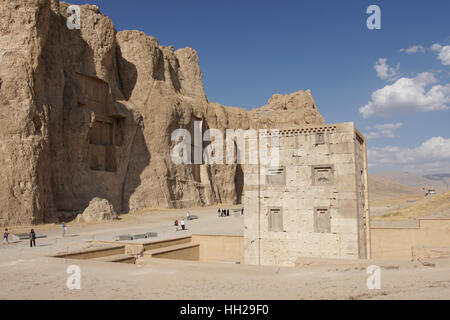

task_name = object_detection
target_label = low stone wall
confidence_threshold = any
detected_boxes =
[371,219,450,261]
[142,237,192,251]
[151,244,200,261]
[53,245,125,260]
[192,234,244,264]
[60,235,244,264]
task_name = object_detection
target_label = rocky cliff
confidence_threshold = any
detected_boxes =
[0,0,325,225]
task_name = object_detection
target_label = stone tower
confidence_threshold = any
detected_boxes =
[243,122,371,266]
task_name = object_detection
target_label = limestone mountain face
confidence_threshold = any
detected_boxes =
[0,0,325,225]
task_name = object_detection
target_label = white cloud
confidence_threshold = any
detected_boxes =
[400,45,426,54]
[360,72,450,118]
[431,43,442,52]
[438,46,450,66]
[430,43,450,66]
[368,137,450,174]
[365,122,403,139]
[374,58,400,81]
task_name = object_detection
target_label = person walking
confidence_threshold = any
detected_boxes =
[29,229,36,248]
[218,208,221,218]
[227,209,230,217]
[186,211,190,221]
[180,219,186,231]
[62,223,66,238]
[174,219,179,231]
[2,228,9,244]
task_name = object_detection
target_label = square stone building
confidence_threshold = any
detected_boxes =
[243,122,371,266]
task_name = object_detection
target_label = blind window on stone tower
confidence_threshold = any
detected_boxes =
[265,167,286,185]
[315,132,325,145]
[314,208,331,233]
[268,208,283,232]
[312,165,334,185]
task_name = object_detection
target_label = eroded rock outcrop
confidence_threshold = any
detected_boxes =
[77,197,117,223]
[0,0,325,225]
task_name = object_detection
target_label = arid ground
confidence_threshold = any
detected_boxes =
[1,202,449,300]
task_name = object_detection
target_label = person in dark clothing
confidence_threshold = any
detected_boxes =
[3,228,9,244]
[218,208,221,218]
[227,209,230,217]
[29,229,36,247]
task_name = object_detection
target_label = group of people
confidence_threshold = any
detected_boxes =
[2,222,68,248]
[218,208,244,217]
[174,219,186,231]
[218,208,230,217]
[2,228,37,247]
[174,211,191,231]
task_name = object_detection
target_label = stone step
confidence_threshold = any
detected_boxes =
[91,254,135,263]
[145,242,199,257]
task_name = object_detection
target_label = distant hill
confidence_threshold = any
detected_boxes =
[368,175,421,200]
[375,191,450,221]
[374,171,450,193]
[423,173,450,187]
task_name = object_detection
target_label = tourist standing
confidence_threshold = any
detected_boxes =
[174,219,179,231]
[180,219,186,231]
[186,211,190,221]
[29,229,36,247]
[218,208,221,218]
[62,223,66,238]
[2,228,9,244]
[227,209,230,217]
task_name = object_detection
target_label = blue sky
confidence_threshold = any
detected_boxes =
[69,0,450,174]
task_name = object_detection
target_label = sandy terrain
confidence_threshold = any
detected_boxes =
[1,206,450,300]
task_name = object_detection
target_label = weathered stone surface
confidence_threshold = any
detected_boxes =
[0,0,325,225]
[77,197,117,223]
[244,123,370,266]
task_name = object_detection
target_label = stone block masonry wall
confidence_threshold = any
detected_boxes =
[244,122,370,266]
